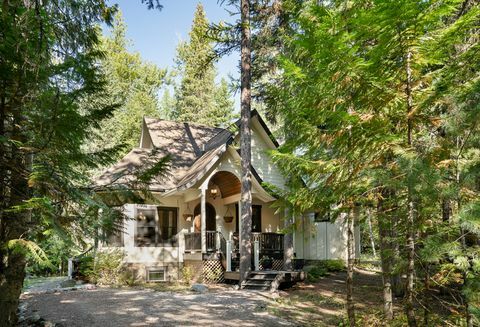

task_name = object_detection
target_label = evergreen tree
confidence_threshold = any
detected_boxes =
[267,0,480,325]
[159,89,175,120]
[173,3,235,127]
[91,12,167,158]
[239,0,253,286]
[0,2,117,324]
[211,78,236,126]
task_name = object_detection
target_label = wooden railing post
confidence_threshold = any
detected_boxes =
[201,188,206,253]
[226,240,232,272]
[254,240,260,271]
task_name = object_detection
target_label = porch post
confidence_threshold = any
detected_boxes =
[67,258,73,280]
[201,188,206,253]
[237,200,242,248]
[226,240,232,272]
[254,240,260,271]
[284,208,294,271]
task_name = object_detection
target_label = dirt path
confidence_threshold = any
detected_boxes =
[21,287,293,327]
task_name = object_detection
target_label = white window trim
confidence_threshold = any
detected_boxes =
[146,267,166,282]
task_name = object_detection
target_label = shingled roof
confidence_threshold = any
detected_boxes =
[95,118,233,192]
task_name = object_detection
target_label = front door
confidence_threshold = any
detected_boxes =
[194,202,216,232]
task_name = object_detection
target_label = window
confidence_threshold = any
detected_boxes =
[147,268,166,282]
[135,208,157,246]
[135,206,178,247]
[157,207,178,245]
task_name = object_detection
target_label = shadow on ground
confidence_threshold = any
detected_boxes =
[22,287,292,327]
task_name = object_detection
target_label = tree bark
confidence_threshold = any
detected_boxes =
[0,109,29,326]
[366,208,376,257]
[377,192,394,321]
[457,168,473,327]
[405,50,417,327]
[346,209,356,326]
[239,0,252,286]
[283,208,294,270]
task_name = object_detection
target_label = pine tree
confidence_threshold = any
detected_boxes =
[90,11,167,158]
[0,2,117,324]
[267,0,480,325]
[239,0,253,286]
[211,78,237,126]
[172,4,232,127]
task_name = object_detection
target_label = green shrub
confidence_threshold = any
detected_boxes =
[119,270,140,286]
[306,265,328,282]
[305,260,346,283]
[320,259,346,272]
[94,249,125,285]
[181,265,194,285]
[78,249,125,285]
[77,255,96,282]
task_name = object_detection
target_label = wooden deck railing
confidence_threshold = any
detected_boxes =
[232,232,284,254]
[184,231,225,253]
[184,232,201,252]
[184,231,283,255]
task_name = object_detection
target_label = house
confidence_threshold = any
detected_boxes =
[95,110,360,283]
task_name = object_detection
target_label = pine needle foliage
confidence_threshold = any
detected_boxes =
[267,0,480,324]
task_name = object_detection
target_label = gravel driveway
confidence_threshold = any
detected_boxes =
[22,287,293,326]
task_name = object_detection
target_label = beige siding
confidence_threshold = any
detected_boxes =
[107,195,282,266]
[250,126,286,189]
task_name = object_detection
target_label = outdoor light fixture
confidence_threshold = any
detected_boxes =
[210,187,218,199]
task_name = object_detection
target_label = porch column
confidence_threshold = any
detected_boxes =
[201,188,206,253]
[226,240,232,272]
[284,208,294,271]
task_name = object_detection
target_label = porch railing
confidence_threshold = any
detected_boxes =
[184,232,201,252]
[184,231,283,255]
[232,232,284,254]
[206,231,217,252]
[184,231,226,253]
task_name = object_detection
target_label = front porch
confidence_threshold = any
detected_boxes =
[183,231,285,271]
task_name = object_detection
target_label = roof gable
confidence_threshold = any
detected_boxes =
[96,112,283,192]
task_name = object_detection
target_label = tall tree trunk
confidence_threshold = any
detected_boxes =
[456,161,473,327]
[390,217,404,298]
[405,50,417,327]
[239,0,252,285]
[377,190,394,321]
[442,198,451,222]
[283,208,294,270]
[346,208,356,326]
[366,208,376,257]
[0,109,29,326]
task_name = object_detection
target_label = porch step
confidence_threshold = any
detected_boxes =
[241,271,280,291]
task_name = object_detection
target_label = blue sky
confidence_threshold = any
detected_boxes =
[106,0,240,108]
